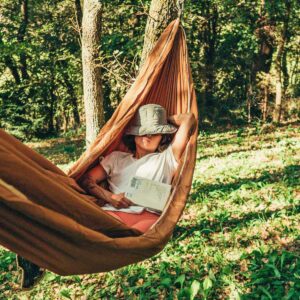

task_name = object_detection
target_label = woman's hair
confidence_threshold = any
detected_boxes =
[122,134,173,153]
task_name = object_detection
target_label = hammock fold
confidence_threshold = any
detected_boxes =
[0,18,198,275]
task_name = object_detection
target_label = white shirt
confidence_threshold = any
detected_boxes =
[99,144,179,214]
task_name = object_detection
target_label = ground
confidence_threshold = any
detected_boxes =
[0,122,299,299]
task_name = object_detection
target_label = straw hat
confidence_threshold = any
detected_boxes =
[125,104,178,136]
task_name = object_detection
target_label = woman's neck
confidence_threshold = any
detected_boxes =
[134,148,153,159]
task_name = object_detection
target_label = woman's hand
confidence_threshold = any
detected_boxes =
[167,112,195,126]
[109,193,134,208]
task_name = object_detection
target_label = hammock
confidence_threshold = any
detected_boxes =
[0,18,198,275]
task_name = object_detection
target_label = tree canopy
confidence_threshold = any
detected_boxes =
[0,0,299,140]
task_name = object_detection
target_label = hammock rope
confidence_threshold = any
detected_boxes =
[176,0,185,19]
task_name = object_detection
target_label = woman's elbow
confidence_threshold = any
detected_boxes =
[184,113,196,128]
[186,114,197,137]
[181,112,196,124]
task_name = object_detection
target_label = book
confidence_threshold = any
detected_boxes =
[125,176,172,212]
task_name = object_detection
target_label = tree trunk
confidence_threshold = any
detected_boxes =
[273,62,283,123]
[262,73,270,122]
[281,48,289,121]
[139,0,177,69]
[48,86,56,134]
[65,79,81,129]
[0,35,21,84]
[58,61,81,129]
[62,109,69,133]
[18,0,30,80]
[282,48,289,96]
[4,56,21,84]
[202,1,218,122]
[75,0,83,36]
[198,91,206,126]
[273,0,291,123]
[247,72,254,123]
[251,0,274,120]
[82,0,105,147]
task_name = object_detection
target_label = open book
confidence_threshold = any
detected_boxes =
[125,176,172,212]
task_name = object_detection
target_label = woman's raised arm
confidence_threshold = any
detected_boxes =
[168,113,197,163]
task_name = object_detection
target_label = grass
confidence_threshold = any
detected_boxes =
[0,123,299,299]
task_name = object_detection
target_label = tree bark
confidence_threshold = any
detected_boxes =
[4,56,21,84]
[273,0,291,123]
[202,1,218,122]
[66,82,81,129]
[250,0,274,121]
[247,73,254,123]
[49,86,56,134]
[262,73,270,122]
[139,0,177,69]
[282,48,289,106]
[82,0,105,147]
[0,35,21,84]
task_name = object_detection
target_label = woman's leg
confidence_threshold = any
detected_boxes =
[105,210,160,233]
[105,211,123,222]
[131,217,159,233]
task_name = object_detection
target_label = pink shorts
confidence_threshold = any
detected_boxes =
[106,210,160,233]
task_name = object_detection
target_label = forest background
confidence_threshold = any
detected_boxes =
[0,0,299,142]
[0,1,300,299]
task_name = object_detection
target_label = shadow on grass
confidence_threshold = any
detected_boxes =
[174,204,300,241]
[175,165,300,240]
[283,237,300,254]
[192,164,300,197]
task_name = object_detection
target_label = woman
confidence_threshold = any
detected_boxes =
[80,104,196,233]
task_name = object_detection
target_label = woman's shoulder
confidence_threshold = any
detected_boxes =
[159,144,179,168]
[159,144,173,156]
[99,150,132,172]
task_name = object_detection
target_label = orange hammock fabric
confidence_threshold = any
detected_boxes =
[0,19,198,275]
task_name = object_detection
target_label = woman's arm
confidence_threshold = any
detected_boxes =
[80,164,133,208]
[168,112,197,163]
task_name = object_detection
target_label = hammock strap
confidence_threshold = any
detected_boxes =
[176,0,185,19]
[166,23,192,208]
[182,24,191,114]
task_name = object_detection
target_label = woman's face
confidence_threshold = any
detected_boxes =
[134,134,162,152]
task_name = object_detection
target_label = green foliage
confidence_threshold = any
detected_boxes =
[1,0,299,138]
[0,0,82,139]
[242,249,300,299]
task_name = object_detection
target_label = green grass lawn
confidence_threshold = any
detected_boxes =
[0,123,299,299]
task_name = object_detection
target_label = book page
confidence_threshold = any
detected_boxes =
[125,176,171,211]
